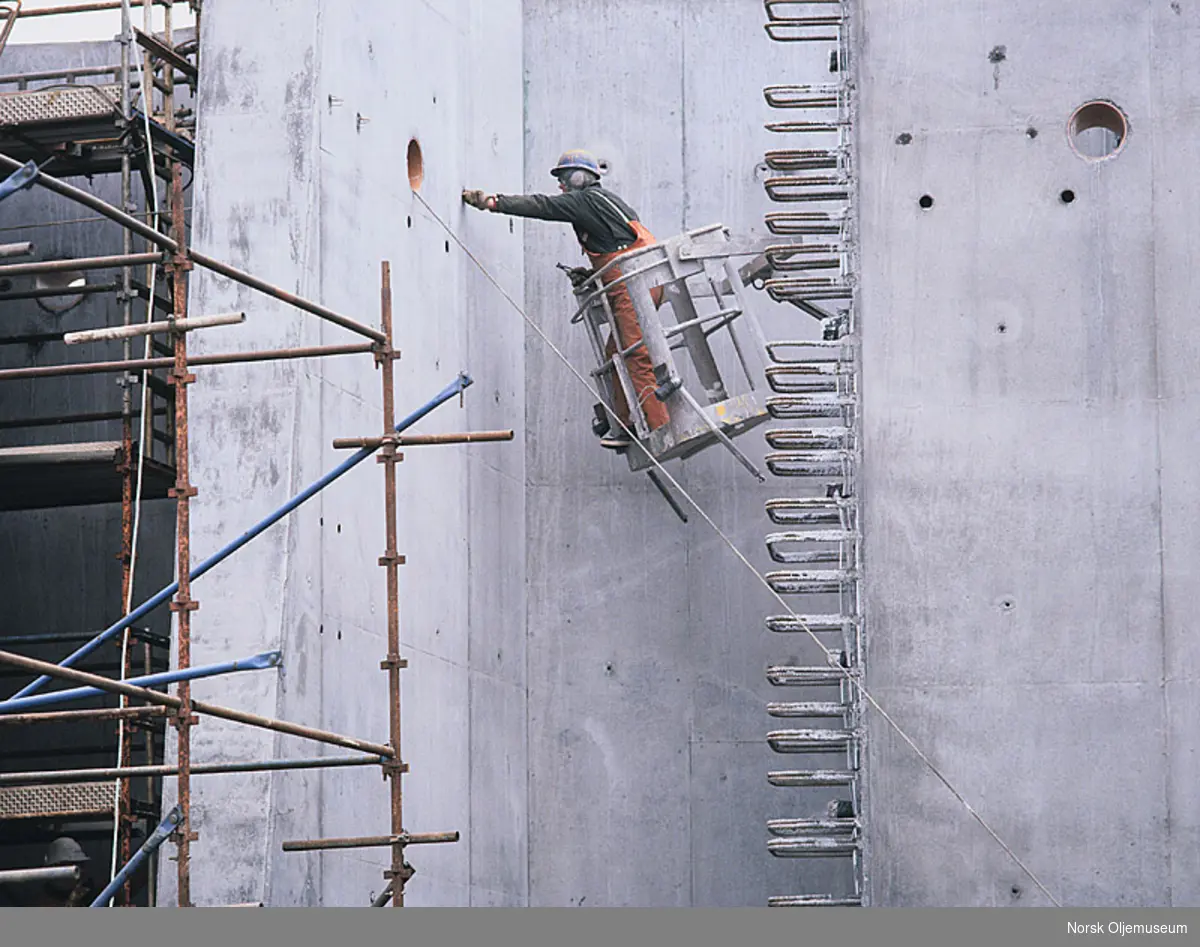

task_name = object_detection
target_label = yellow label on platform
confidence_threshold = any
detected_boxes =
[716,405,726,417]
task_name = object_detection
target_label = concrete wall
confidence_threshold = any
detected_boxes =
[166,0,828,907]
[155,0,526,906]
[520,0,829,907]
[859,0,1199,906]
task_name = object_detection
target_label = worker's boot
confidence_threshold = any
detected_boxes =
[600,432,632,451]
[591,404,611,438]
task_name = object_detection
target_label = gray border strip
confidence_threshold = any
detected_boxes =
[2,907,1196,947]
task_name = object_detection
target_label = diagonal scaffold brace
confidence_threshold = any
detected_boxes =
[3,372,474,703]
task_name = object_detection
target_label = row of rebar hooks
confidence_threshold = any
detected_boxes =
[759,0,866,909]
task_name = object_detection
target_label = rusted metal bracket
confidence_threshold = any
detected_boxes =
[281,830,458,852]
[133,27,198,80]
[334,430,513,450]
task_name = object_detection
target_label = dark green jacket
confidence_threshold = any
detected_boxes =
[493,184,642,255]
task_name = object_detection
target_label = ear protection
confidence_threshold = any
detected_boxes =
[563,168,598,190]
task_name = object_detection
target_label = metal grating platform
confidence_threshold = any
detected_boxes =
[0,83,121,126]
[0,81,193,174]
[0,780,112,821]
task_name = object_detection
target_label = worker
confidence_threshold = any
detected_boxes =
[462,149,670,448]
[33,836,94,906]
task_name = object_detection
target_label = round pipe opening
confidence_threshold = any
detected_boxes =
[1068,101,1127,160]
[407,139,424,191]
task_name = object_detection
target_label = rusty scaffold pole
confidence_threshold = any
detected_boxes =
[115,0,138,905]
[166,109,198,911]
[377,261,410,905]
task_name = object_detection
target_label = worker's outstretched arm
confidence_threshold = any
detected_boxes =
[462,188,585,224]
[493,191,584,223]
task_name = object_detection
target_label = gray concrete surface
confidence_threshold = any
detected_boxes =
[858,0,1199,906]
[156,0,825,906]
[519,0,830,907]
[152,0,527,907]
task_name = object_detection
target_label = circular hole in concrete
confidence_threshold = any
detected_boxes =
[34,267,86,314]
[597,159,610,175]
[1068,101,1127,160]
[918,194,934,209]
[996,323,1008,334]
[1060,189,1076,204]
[406,138,424,190]
[1026,127,1038,139]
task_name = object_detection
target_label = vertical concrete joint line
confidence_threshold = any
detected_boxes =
[1145,8,1172,900]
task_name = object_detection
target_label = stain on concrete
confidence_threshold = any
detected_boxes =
[285,47,316,180]
[989,45,1007,90]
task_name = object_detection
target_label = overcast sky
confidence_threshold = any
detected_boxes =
[7,1,196,45]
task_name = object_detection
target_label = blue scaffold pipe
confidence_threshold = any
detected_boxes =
[0,651,281,714]
[91,805,182,907]
[10,372,473,701]
[0,160,37,204]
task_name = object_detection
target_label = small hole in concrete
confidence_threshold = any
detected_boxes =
[337,630,342,640]
[997,323,1008,334]
[444,240,450,253]
[895,132,913,145]
[509,219,514,233]
[406,216,412,228]
[597,159,610,174]
[337,523,341,534]
[1060,189,1076,204]
[1069,100,1127,160]
[918,194,934,209]
[1011,884,1022,897]
[406,138,424,190]
[1026,127,1038,139]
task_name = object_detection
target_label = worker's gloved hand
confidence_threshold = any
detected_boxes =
[461,188,493,211]
[566,266,593,288]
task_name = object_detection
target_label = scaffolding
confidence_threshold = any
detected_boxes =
[0,1,501,906]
